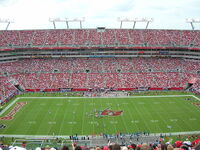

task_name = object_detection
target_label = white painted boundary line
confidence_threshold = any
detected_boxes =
[0,98,20,116]
[1,95,198,117]
[192,95,200,101]
[17,95,195,99]
[1,94,200,138]
[1,131,200,138]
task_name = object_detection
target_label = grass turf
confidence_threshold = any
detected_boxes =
[0,94,200,136]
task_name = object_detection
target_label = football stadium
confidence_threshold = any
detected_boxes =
[1,1,200,150]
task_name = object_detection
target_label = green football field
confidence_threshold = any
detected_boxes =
[0,93,200,136]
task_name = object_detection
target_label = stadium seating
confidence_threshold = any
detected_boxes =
[32,30,47,46]
[0,76,17,102]
[128,30,143,45]
[19,30,35,46]
[1,29,200,47]
[0,57,200,102]
[2,57,200,73]
[88,29,102,45]
[115,29,130,45]
[181,30,197,46]
[101,29,116,45]
[44,30,60,46]
[1,29,200,102]
[0,134,200,150]
[193,31,200,47]
[1,29,200,150]
[59,29,73,45]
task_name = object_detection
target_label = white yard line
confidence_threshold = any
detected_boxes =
[1,95,198,117]
[133,101,152,132]
[70,101,79,135]
[145,101,165,132]
[125,102,140,132]
[81,99,86,135]
[1,94,200,137]
[99,99,107,134]
[34,102,55,135]
[47,103,61,136]
[91,98,97,135]
[114,100,129,134]
[58,103,69,135]
[107,100,118,134]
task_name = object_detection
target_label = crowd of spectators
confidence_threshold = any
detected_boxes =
[1,29,200,47]
[0,57,200,101]
[1,29,200,149]
[1,58,200,74]
[0,135,200,150]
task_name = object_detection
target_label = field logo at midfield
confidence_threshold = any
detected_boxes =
[0,102,27,120]
[96,108,123,117]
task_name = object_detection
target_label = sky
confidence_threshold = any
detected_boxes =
[0,0,199,30]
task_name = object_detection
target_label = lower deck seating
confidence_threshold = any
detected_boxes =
[0,58,200,102]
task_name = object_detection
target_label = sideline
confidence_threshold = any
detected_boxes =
[17,94,195,99]
[1,131,200,138]
[192,95,200,101]
[0,98,19,116]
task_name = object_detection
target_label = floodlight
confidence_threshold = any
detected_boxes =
[194,19,200,23]
[49,17,85,29]
[186,18,200,30]
[186,18,193,23]
[0,18,14,30]
[117,17,153,29]
[65,17,85,29]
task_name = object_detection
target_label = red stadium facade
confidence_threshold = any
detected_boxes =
[0,29,200,102]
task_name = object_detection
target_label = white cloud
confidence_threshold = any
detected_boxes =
[0,0,199,30]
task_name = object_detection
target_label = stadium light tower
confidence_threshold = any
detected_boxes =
[49,17,85,29]
[0,18,14,30]
[65,17,85,29]
[117,17,153,29]
[186,18,200,30]
[49,18,66,29]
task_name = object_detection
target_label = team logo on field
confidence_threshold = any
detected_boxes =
[0,102,27,120]
[0,124,6,129]
[96,108,123,117]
